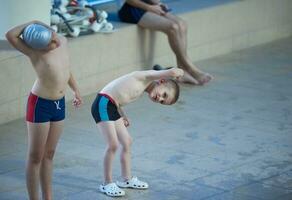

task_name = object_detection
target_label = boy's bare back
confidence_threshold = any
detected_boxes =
[100,71,148,106]
[100,68,184,106]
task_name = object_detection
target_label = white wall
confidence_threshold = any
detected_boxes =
[0,0,51,40]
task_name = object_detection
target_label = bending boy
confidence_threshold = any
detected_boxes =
[91,68,183,197]
[6,21,83,200]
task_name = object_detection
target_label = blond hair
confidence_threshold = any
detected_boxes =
[165,79,180,104]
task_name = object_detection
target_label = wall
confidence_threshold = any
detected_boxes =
[0,0,50,40]
[0,0,292,125]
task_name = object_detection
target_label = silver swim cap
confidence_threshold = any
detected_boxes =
[23,24,52,49]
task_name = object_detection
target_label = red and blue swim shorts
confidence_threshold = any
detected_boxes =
[26,92,65,123]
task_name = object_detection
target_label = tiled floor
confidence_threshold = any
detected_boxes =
[0,37,292,199]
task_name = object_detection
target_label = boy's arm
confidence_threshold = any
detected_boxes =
[5,21,37,56]
[68,72,83,108]
[118,107,130,127]
[125,0,166,15]
[6,20,54,56]
[137,68,184,81]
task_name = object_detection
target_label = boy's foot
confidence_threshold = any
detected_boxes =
[116,177,149,189]
[99,182,125,197]
[196,72,213,85]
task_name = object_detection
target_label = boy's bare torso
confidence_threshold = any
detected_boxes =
[101,72,149,106]
[30,36,70,100]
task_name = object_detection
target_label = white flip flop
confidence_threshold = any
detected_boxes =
[116,177,149,189]
[99,182,125,197]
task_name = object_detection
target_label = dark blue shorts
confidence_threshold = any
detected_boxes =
[91,93,121,123]
[118,3,147,24]
[26,93,65,123]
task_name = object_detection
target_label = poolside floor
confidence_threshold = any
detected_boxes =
[0,37,292,199]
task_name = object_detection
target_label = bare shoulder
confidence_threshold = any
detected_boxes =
[54,34,67,47]
[59,35,67,44]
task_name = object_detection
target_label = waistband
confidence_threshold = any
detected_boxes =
[98,93,117,106]
[29,92,65,101]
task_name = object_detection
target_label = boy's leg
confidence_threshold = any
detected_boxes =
[40,120,64,200]
[114,119,149,189]
[114,118,132,181]
[138,12,212,85]
[26,122,50,200]
[98,121,119,184]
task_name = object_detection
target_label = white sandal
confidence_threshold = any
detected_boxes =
[99,182,125,197]
[116,177,149,189]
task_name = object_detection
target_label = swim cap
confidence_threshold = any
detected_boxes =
[23,24,52,49]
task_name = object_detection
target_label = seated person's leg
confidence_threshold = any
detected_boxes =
[164,13,213,85]
[138,11,175,32]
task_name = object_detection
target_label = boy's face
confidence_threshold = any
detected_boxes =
[148,80,175,105]
[45,32,60,51]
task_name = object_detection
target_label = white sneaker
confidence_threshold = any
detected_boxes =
[116,177,149,189]
[99,182,125,197]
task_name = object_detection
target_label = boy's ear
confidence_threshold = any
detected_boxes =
[159,79,166,84]
[52,35,61,47]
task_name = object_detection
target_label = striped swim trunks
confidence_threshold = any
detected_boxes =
[91,93,121,123]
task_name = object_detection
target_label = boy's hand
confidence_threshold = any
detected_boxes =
[72,91,83,108]
[170,68,184,79]
[123,117,130,127]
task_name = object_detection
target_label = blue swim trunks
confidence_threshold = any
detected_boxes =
[91,93,121,123]
[118,2,147,24]
[118,0,172,24]
[26,92,65,123]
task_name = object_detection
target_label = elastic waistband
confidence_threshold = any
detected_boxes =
[98,93,117,106]
[29,92,65,101]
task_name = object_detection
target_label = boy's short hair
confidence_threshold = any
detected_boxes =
[165,79,180,104]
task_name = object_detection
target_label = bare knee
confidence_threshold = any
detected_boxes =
[122,137,133,152]
[167,23,180,36]
[44,150,56,161]
[107,141,119,153]
[28,152,43,165]
[178,19,187,33]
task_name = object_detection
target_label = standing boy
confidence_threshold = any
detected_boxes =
[6,21,83,200]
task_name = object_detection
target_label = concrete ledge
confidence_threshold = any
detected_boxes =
[0,0,292,125]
